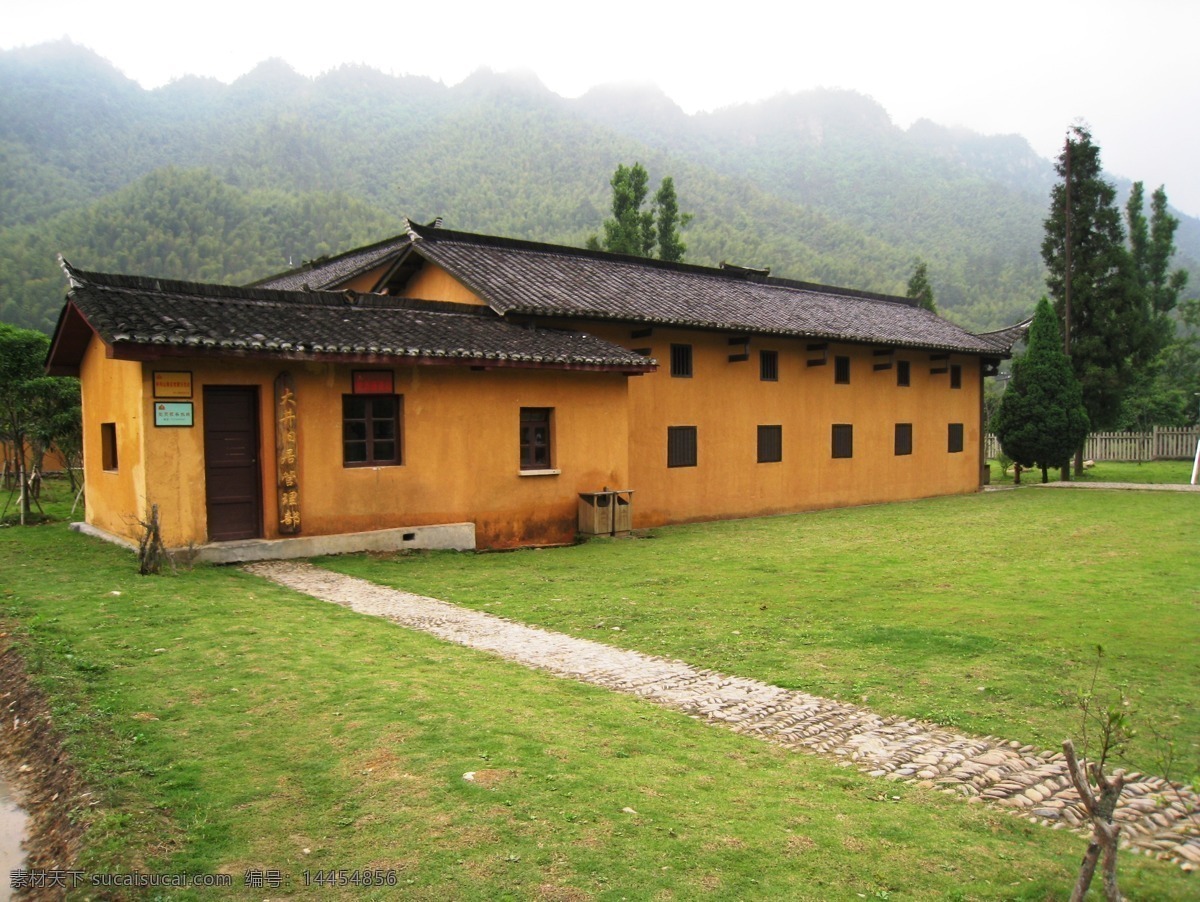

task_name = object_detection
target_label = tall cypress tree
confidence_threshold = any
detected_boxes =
[905,258,937,313]
[654,177,689,263]
[599,163,655,257]
[991,297,1089,483]
[589,163,689,261]
[1041,126,1142,435]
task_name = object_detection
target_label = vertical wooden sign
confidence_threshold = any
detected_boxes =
[275,372,301,534]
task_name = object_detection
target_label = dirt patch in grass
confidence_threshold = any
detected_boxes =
[0,637,89,878]
[785,834,816,855]
[463,768,514,788]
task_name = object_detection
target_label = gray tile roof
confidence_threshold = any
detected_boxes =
[974,318,1033,354]
[403,223,1004,355]
[53,262,654,372]
[251,235,413,291]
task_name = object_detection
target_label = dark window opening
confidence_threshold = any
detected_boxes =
[834,355,851,384]
[760,350,779,382]
[757,425,782,463]
[667,426,697,468]
[832,424,853,459]
[948,422,964,453]
[950,364,962,388]
[670,344,693,378]
[897,360,911,387]
[343,395,402,467]
[101,422,118,471]
[520,407,553,470]
[895,423,913,456]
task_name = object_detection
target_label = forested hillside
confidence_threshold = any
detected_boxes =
[3,40,1197,334]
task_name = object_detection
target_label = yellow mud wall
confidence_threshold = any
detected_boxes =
[78,339,147,543]
[124,358,629,549]
[289,364,628,548]
[586,325,982,528]
[398,264,489,306]
[139,369,213,548]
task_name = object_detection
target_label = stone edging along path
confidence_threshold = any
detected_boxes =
[243,560,1200,870]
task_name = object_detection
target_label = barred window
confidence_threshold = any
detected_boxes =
[670,344,693,378]
[832,424,853,459]
[760,350,779,382]
[667,426,697,467]
[834,355,851,384]
[948,422,964,453]
[757,425,782,463]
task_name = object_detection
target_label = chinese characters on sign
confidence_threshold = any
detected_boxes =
[154,402,193,427]
[275,372,301,534]
[353,370,394,395]
[153,371,193,398]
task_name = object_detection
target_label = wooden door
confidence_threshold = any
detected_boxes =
[203,387,262,541]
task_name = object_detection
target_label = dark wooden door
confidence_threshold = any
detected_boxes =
[203,387,262,541]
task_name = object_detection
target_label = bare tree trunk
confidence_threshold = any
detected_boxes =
[137,504,168,575]
[16,449,27,526]
[1063,739,1124,902]
[1070,841,1101,902]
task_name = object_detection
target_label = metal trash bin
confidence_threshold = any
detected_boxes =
[578,489,634,537]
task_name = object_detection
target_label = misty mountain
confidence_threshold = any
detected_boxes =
[2,40,1196,335]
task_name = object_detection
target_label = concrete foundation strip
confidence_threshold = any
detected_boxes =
[243,560,1200,869]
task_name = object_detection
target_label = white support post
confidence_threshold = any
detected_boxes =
[1192,438,1200,486]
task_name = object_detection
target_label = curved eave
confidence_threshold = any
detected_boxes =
[102,340,656,375]
[500,304,1000,357]
[45,301,96,376]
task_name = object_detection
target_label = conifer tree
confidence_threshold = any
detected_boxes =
[1041,127,1142,443]
[991,297,1089,483]
[653,177,690,263]
[589,163,689,261]
[599,163,656,257]
[1041,126,1141,436]
[905,258,937,313]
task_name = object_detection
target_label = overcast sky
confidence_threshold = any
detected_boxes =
[7,0,1199,217]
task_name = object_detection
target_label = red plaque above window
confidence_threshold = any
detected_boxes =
[353,371,394,395]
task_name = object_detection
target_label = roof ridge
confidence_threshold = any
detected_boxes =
[407,220,919,307]
[67,268,496,317]
[245,231,414,287]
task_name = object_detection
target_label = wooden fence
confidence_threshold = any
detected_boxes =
[985,427,1200,462]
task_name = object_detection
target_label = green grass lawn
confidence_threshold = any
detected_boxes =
[1,479,1196,899]
[986,457,1196,485]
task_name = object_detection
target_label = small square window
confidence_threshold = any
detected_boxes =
[757,425,782,463]
[950,364,962,389]
[343,395,402,467]
[895,423,913,456]
[896,360,911,387]
[667,426,697,467]
[948,422,964,453]
[520,407,553,470]
[834,355,851,384]
[670,344,693,378]
[832,424,853,459]
[101,422,118,471]
[759,350,779,382]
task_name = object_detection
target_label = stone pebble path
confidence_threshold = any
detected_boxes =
[244,560,1199,870]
